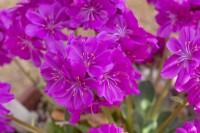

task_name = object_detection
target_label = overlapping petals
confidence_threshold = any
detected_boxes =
[41,34,141,124]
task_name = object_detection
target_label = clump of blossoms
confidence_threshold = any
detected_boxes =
[0,82,14,132]
[149,0,200,37]
[41,33,141,124]
[32,0,158,125]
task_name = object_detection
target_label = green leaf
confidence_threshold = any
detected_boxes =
[121,102,127,119]
[170,96,183,104]
[142,120,156,133]
[157,111,171,128]
[45,121,69,133]
[133,81,155,116]
[133,111,144,133]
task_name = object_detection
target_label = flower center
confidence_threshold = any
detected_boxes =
[115,24,132,38]
[17,35,32,49]
[82,52,96,68]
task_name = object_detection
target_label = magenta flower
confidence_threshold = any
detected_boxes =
[68,34,112,77]
[5,20,45,67]
[155,0,192,37]
[0,45,12,66]
[191,0,200,5]
[0,117,14,133]
[97,49,140,104]
[102,9,139,40]
[161,27,200,91]
[41,41,68,95]
[188,11,200,33]
[54,62,98,111]
[67,0,117,30]
[41,33,141,124]
[147,0,158,4]
[110,0,126,11]
[103,9,158,63]
[0,82,14,116]
[120,37,152,63]
[176,119,200,133]
[0,10,13,66]
[41,41,99,124]
[89,124,124,133]
[25,2,69,40]
[0,82,14,132]
[180,66,200,113]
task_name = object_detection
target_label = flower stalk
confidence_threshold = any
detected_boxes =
[126,96,134,133]
[156,98,188,133]
[7,115,47,133]
[148,79,172,118]
[14,59,36,84]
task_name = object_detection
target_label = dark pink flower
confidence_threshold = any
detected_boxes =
[0,82,14,132]
[41,41,99,124]
[25,2,69,40]
[102,9,139,39]
[176,119,200,133]
[67,34,112,77]
[103,9,159,63]
[97,49,140,104]
[5,20,45,67]
[0,117,14,133]
[0,82,14,116]
[89,124,124,133]
[155,0,192,37]
[0,45,12,66]
[67,0,117,30]
[0,10,13,66]
[161,27,200,90]
[191,0,200,5]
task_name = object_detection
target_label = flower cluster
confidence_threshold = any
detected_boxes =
[89,123,124,133]
[0,82,14,132]
[0,0,158,68]
[149,0,200,37]
[31,0,159,124]
[41,33,141,124]
[176,119,200,133]
[161,27,200,114]
[0,0,160,130]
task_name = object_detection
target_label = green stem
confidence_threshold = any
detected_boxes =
[156,98,188,133]
[14,59,36,84]
[126,96,134,133]
[8,115,47,133]
[14,59,58,106]
[148,79,172,118]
